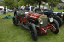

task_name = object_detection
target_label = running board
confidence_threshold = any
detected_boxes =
[17,24,29,30]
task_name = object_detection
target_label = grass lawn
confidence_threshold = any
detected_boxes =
[53,7,64,12]
[0,10,64,42]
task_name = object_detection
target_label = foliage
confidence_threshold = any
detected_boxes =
[47,0,61,7]
[0,2,2,5]
[18,0,38,6]
[0,0,4,5]
[2,0,17,9]
[18,0,25,6]
[17,0,20,2]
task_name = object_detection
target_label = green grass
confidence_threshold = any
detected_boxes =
[53,7,64,12]
[0,10,64,42]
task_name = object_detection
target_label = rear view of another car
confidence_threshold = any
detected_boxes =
[0,6,4,13]
[7,9,13,12]
[0,6,4,15]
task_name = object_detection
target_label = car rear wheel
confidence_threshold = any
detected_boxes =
[13,16,18,26]
[29,23,37,41]
[50,19,59,34]
[54,16,62,27]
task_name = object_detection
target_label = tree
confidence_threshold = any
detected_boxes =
[18,0,25,6]
[17,0,20,2]
[47,0,61,10]
[0,0,4,5]
[2,0,17,9]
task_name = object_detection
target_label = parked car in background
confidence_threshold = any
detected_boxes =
[0,9,3,12]
[0,6,4,12]
[7,9,13,12]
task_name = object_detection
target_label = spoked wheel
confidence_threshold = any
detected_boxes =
[30,23,37,41]
[50,19,59,34]
[13,16,18,26]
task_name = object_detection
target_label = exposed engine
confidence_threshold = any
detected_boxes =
[25,13,48,27]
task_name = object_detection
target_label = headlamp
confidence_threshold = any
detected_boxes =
[49,18,53,22]
[38,18,43,24]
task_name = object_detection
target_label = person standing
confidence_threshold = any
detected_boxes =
[21,5,25,10]
[14,7,17,16]
[6,6,7,14]
[25,5,30,11]
[3,7,6,14]
[28,4,31,12]
[18,6,21,10]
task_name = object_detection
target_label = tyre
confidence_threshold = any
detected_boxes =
[53,16,62,27]
[50,19,59,34]
[13,16,18,26]
[29,23,37,41]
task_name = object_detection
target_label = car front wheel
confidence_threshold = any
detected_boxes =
[29,23,37,41]
[50,19,59,34]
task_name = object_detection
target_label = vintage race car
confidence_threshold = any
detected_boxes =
[13,10,59,41]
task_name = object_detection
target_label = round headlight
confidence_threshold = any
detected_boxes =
[38,18,43,24]
[61,12,64,18]
[49,17,53,22]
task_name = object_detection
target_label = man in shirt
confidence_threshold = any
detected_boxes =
[25,5,30,11]
[21,5,25,10]
[18,6,21,10]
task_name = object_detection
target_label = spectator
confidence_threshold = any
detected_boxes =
[58,5,62,9]
[34,6,39,12]
[28,4,30,7]
[21,5,25,10]
[25,5,30,11]
[18,6,21,10]
[28,4,31,12]
[14,7,17,16]
[3,7,6,14]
